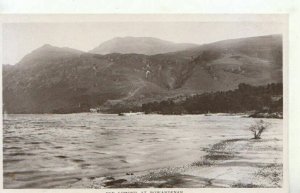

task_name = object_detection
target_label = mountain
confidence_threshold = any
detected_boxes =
[3,35,282,114]
[17,44,83,67]
[167,34,283,91]
[89,37,198,55]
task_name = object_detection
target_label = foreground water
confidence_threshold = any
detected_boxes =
[3,113,282,188]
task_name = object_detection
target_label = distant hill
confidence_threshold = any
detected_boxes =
[17,44,84,67]
[3,35,282,114]
[89,37,198,55]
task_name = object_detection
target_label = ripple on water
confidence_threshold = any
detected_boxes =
[55,155,68,159]
[72,159,84,163]
[54,146,64,149]
[6,152,35,156]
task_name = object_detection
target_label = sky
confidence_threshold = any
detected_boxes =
[3,22,285,65]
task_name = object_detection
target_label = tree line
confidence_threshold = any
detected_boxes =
[141,83,283,115]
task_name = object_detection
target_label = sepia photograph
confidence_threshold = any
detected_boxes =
[1,15,287,190]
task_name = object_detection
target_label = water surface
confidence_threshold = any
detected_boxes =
[3,113,282,188]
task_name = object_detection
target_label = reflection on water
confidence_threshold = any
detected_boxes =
[3,113,282,188]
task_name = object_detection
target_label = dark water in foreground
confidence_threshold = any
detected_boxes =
[3,113,282,188]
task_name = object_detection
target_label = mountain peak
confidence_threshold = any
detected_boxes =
[32,44,55,51]
[89,37,197,55]
[17,44,83,66]
[36,44,83,53]
[41,43,53,48]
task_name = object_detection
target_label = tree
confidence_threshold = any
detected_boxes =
[249,120,270,139]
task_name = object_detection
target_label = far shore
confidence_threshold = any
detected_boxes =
[3,111,283,119]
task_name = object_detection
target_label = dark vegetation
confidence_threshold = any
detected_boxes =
[141,83,283,115]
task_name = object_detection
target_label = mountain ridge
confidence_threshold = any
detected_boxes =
[3,34,282,114]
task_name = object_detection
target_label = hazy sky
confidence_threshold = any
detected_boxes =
[3,22,285,65]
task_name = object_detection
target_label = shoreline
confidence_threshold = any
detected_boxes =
[3,112,283,119]
[62,135,283,188]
